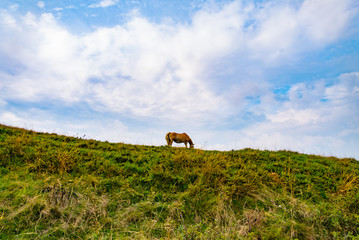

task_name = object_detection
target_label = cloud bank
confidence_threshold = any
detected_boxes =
[0,0,358,158]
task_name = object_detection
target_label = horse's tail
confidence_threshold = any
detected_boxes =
[165,132,171,145]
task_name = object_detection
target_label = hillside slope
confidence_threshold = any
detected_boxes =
[0,124,358,239]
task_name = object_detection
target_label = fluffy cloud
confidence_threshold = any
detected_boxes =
[0,12,86,102]
[0,4,243,124]
[232,72,359,158]
[37,1,45,9]
[9,4,19,11]
[248,0,355,62]
[89,0,119,8]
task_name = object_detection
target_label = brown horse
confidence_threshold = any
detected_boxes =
[165,132,194,148]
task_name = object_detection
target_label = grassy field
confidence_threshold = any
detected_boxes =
[0,124,358,239]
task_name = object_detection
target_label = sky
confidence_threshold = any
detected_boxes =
[0,0,359,159]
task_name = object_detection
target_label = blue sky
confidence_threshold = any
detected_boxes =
[1,0,359,159]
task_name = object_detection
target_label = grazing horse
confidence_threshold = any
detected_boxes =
[165,132,194,148]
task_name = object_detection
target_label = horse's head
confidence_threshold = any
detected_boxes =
[190,144,194,149]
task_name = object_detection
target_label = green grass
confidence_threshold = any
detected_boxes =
[0,124,358,239]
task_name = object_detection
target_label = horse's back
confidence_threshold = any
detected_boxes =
[175,133,189,140]
[182,133,190,140]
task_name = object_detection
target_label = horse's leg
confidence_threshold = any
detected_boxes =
[170,139,173,147]
[185,142,188,148]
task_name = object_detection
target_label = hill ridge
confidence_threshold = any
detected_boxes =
[0,124,358,239]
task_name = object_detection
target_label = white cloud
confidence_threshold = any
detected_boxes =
[89,0,119,8]
[267,109,320,124]
[248,0,355,62]
[1,5,244,124]
[231,72,359,158]
[65,5,76,10]
[1,0,354,118]
[37,1,45,9]
[9,4,19,11]
[326,72,359,103]
[298,0,354,43]
[0,12,86,103]
[0,112,24,125]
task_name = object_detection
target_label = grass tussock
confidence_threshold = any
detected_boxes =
[0,124,359,239]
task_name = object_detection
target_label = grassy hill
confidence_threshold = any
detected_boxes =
[0,124,358,239]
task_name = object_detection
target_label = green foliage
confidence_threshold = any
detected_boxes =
[0,124,358,239]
